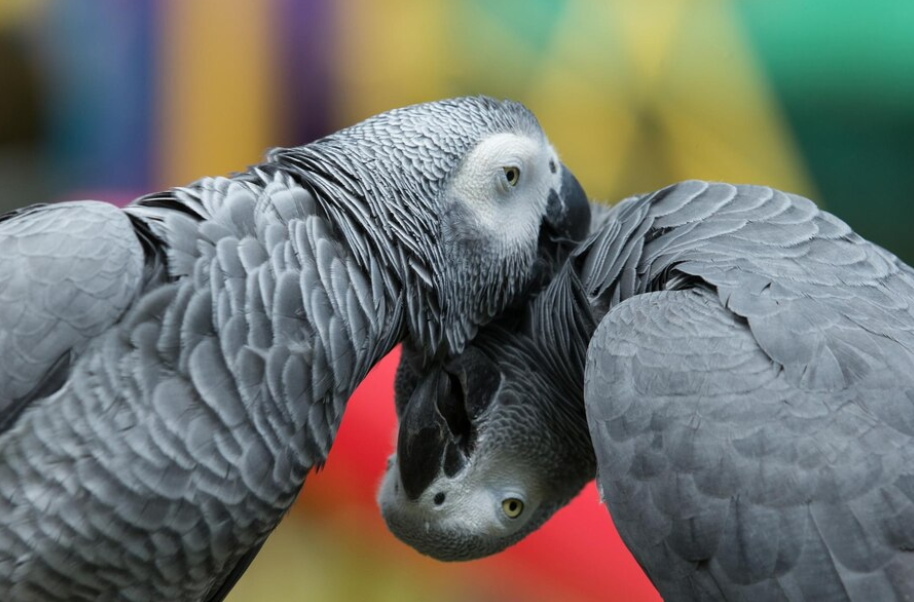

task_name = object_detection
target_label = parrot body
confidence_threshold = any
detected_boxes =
[384,181,914,601]
[0,97,590,601]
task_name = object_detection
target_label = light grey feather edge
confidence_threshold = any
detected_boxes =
[579,181,914,601]
[0,201,146,432]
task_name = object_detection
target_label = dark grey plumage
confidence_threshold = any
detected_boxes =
[0,96,589,602]
[383,181,914,601]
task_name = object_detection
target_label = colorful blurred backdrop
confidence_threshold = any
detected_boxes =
[1,1,913,600]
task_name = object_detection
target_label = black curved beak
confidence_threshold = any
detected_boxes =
[397,370,455,501]
[544,165,590,244]
[396,351,503,501]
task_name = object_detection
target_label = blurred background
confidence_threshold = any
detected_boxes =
[1,0,912,600]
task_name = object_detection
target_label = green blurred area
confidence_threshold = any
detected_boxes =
[738,0,914,260]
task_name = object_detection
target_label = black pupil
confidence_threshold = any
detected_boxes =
[508,501,517,512]
[507,169,516,183]
[434,492,446,506]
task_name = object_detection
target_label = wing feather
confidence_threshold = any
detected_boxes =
[0,201,147,435]
[585,288,914,600]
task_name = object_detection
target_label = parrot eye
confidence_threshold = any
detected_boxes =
[503,166,520,187]
[501,498,524,519]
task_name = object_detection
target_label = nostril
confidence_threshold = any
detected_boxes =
[433,492,446,506]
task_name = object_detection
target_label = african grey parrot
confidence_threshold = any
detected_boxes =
[381,180,914,601]
[0,96,590,602]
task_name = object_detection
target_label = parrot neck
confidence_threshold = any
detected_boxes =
[528,264,599,461]
[128,171,420,473]
[268,148,454,358]
[570,195,665,319]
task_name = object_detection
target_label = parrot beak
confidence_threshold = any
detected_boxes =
[397,370,456,501]
[396,349,501,501]
[543,165,590,245]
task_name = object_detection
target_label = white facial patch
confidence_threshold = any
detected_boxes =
[445,132,560,253]
[378,451,542,539]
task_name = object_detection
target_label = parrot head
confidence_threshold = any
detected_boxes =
[378,264,598,561]
[271,96,590,355]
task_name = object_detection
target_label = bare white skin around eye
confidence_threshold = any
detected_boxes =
[446,132,561,252]
[379,452,543,538]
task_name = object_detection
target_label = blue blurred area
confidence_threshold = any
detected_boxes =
[39,0,156,192]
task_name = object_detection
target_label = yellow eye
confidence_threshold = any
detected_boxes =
[503,166,520,187]
[502,498,524,519]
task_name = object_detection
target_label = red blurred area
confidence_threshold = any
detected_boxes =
[298,347,660,602]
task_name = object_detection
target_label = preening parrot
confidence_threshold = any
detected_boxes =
[0,96,590,602]
[383,181,914,601]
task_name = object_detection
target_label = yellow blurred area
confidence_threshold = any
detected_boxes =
[226,511,588,602]
[333,0,814,203]
[157,0,281,184]
[334,0,453,120]
[153,0,813,201]
[0,0,44,30]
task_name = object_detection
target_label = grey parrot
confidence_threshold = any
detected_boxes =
[381,180,914,601]
[0,96,590,602]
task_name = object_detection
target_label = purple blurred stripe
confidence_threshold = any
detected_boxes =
[277,0,336,146]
